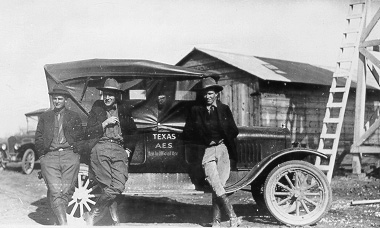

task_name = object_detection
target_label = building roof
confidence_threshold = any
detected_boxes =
[177,47,380,90]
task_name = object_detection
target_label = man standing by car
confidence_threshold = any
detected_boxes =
[182,77,241,227]
[84,78,137,225]
[35,84,84,225]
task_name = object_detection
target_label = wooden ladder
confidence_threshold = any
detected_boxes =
[315,0,368,183]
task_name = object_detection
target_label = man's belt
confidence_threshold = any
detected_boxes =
[209,139,224,147]
[100,139,124,146]
[48,146,73,153]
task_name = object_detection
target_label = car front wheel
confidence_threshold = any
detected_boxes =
[264,160,332,226]
[22,149,35,175]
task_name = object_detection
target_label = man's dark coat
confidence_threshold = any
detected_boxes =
[182,100,239,161]
[35,109,85,157]
[86,100,137,158]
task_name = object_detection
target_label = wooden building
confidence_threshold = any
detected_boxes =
[176,48,380,155]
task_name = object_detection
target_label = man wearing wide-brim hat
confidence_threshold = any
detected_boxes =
[84,78,137,225]
[182,77,241,227]
[35,84,84,225]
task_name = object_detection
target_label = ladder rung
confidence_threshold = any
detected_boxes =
[327,102,344,108]
[323,117,341,123]
[330,87,346,93]
[343,28,360,34]
[320,133,338,139]
[340,42,356,48]
[346,13,363,19]
[317,149,335,155]
[349,0,366,5]
[333,69,350,77]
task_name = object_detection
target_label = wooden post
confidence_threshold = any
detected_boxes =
[239,84,248,126]
[351,53,367,175]
[250,79,260,126]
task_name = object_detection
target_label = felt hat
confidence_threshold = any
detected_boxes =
[198,77,223,92]
[48,84,71,97]
[96,78,124,93]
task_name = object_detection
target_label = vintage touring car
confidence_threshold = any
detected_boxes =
[0,108,48,174]
[43,59,332,226]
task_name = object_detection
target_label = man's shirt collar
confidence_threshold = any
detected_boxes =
[206,101,217,110]
[54,107,66,115]
[106,103,118,111]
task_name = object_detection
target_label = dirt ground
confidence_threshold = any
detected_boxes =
[1,164,380,228]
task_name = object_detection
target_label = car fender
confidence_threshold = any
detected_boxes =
[17,143,36,159]
[225,148,327,193]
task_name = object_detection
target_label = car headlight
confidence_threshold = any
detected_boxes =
[14,143,21,150]
[1,144,6,151]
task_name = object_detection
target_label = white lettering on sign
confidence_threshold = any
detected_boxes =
[150,133,177,156]
[155,143,173,149]
[152,133,176,140]
[148,151,178,157]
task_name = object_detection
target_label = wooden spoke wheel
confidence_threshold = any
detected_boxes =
[264,160,332,226]
[22,149,35,175]
[67,165,100,219]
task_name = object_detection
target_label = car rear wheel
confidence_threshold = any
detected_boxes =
[264,160,332,226]
[67,164,100,220]
[22,149,35,174]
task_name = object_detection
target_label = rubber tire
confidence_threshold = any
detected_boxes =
[264,160,332,226]
[0,150,6,171]
[22,149,35,175]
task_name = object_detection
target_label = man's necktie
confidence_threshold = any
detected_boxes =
[57,113,65,144]
[209,105,215,116]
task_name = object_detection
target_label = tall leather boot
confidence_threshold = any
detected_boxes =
[211,197,221,227]
[218,194,241,227]
[53,204,68,226]
[109,200,120,226]
[83,193,112,226]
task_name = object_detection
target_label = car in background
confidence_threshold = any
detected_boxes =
[0,108,49,174]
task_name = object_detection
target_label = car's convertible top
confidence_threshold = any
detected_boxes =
[44,59,214,82]
[44,59,216,131]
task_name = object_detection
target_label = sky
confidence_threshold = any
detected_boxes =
[0,0,352,139]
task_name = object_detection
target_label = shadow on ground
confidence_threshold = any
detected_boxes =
[100,196,280,226]
[28,197,57,225]
[27,195,280,226]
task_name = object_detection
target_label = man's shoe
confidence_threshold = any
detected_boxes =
[212,220,221,227]
[83,192,115,225]
[53,205,68,225]
[229,216,242,227]
[82,211,95,226]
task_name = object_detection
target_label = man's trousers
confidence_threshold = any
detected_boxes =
[40,149,80,210]
[202,143,230,197]
[90,141,129,195]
